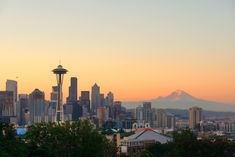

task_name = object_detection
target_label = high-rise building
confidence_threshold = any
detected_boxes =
[29,89,46,124]
[189,107,203,130]
[91,83,100,112]
[96,107,108,128]
[158,109,166,128]
[80,91,90,116]
[100,93,105,107]
[136,106,143,123]
[143,102,152,124]
[152,109,175,129]
[18,94,29,125]
[105,92,114,119]
[0,91,15,123]
[49,86,58,122]
[50,86,58,102]
[114,101,122,120]
[67,77,78,102]
[165,113,176,129]
[6,80,17,116]
[106,92,114,107]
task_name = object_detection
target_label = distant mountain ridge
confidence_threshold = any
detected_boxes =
[122,90,235,112]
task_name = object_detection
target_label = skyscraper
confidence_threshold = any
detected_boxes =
[18,94,29,125]
[6,80,17,116]
[106,92,114,107]
[49,86,58,122]
[67,77,78,103]
[29,89,46,124]
[106,92,114,119]
[80,91,90,116]
[189,107,203,130]
[96,107,108,128]
[50,86,58,102]
[152,108,176,129]
[0,91,15,123]
[136,106,143,123]
[156,109,166,128]
[143,102,152,124]
[100,93,105,107]
[91,83,100,112]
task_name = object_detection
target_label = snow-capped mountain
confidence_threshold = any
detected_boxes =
[123,90,235,112]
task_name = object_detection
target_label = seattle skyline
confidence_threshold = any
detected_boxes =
[0,0,235,103]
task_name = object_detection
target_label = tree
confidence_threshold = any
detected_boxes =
[141,129,235,157]
[0,123,28,157]
[25,120,117,157]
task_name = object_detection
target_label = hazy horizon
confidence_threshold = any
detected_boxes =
[0,0,235,104]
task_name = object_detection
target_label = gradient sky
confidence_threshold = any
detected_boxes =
[0,0,235,103]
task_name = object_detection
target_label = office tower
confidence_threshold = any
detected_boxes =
[96,107,108,128]
[106,92,114,106]
[18,94,29,125]
[67,77,78,102]
[165,113,176,129]
[29,89,46,124]
[100,94,105,107]
[0,91,15,123]
[91,83,100,112]
[105,92,114,119]
[80,91,90,116]
[136,106,143,123]
[151,109,176,129]
[64,103,73,121]
[49,86,58,122]
[156,109,166,128]
[72,102,82,120]
[52,65,68,122]
[6,80,17,116]
[143,102,152,124]
[189,107,203,130]
[114,101,122,120]
[51,86,58,102]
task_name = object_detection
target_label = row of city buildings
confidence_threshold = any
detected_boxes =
[1,78,235,135]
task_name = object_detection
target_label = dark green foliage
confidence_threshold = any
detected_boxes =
[0,121,117,157]
[25,120,117,157]
[0,123,28,157]
[141,129,235,157]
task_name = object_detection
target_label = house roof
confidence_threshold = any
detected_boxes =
[125,128,172,144]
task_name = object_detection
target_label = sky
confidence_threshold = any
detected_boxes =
[0,0,235,103]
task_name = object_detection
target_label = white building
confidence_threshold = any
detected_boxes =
[121,128,172,155]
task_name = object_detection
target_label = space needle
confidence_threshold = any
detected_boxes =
[52,65,68,122]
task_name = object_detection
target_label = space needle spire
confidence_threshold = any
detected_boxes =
[52,64,68,122]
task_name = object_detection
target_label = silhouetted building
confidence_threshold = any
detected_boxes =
[67,77,78,102]
[6,80,17,116]
[0,91,15,123]
[29,89,46,124]
[91,83,100,112]
[80,91,90,116]
[136,106,143,123]
[18,94,29,125]
[97,107,108,128]
[51,86,58,102]
[49,86,58,122]
[106,92,114,119]
[189,106,203,130]
[143,102,152,124]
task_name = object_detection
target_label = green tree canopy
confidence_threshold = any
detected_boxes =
[26,120,117,157]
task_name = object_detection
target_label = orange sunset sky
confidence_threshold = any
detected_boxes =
[0,0,235,104]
